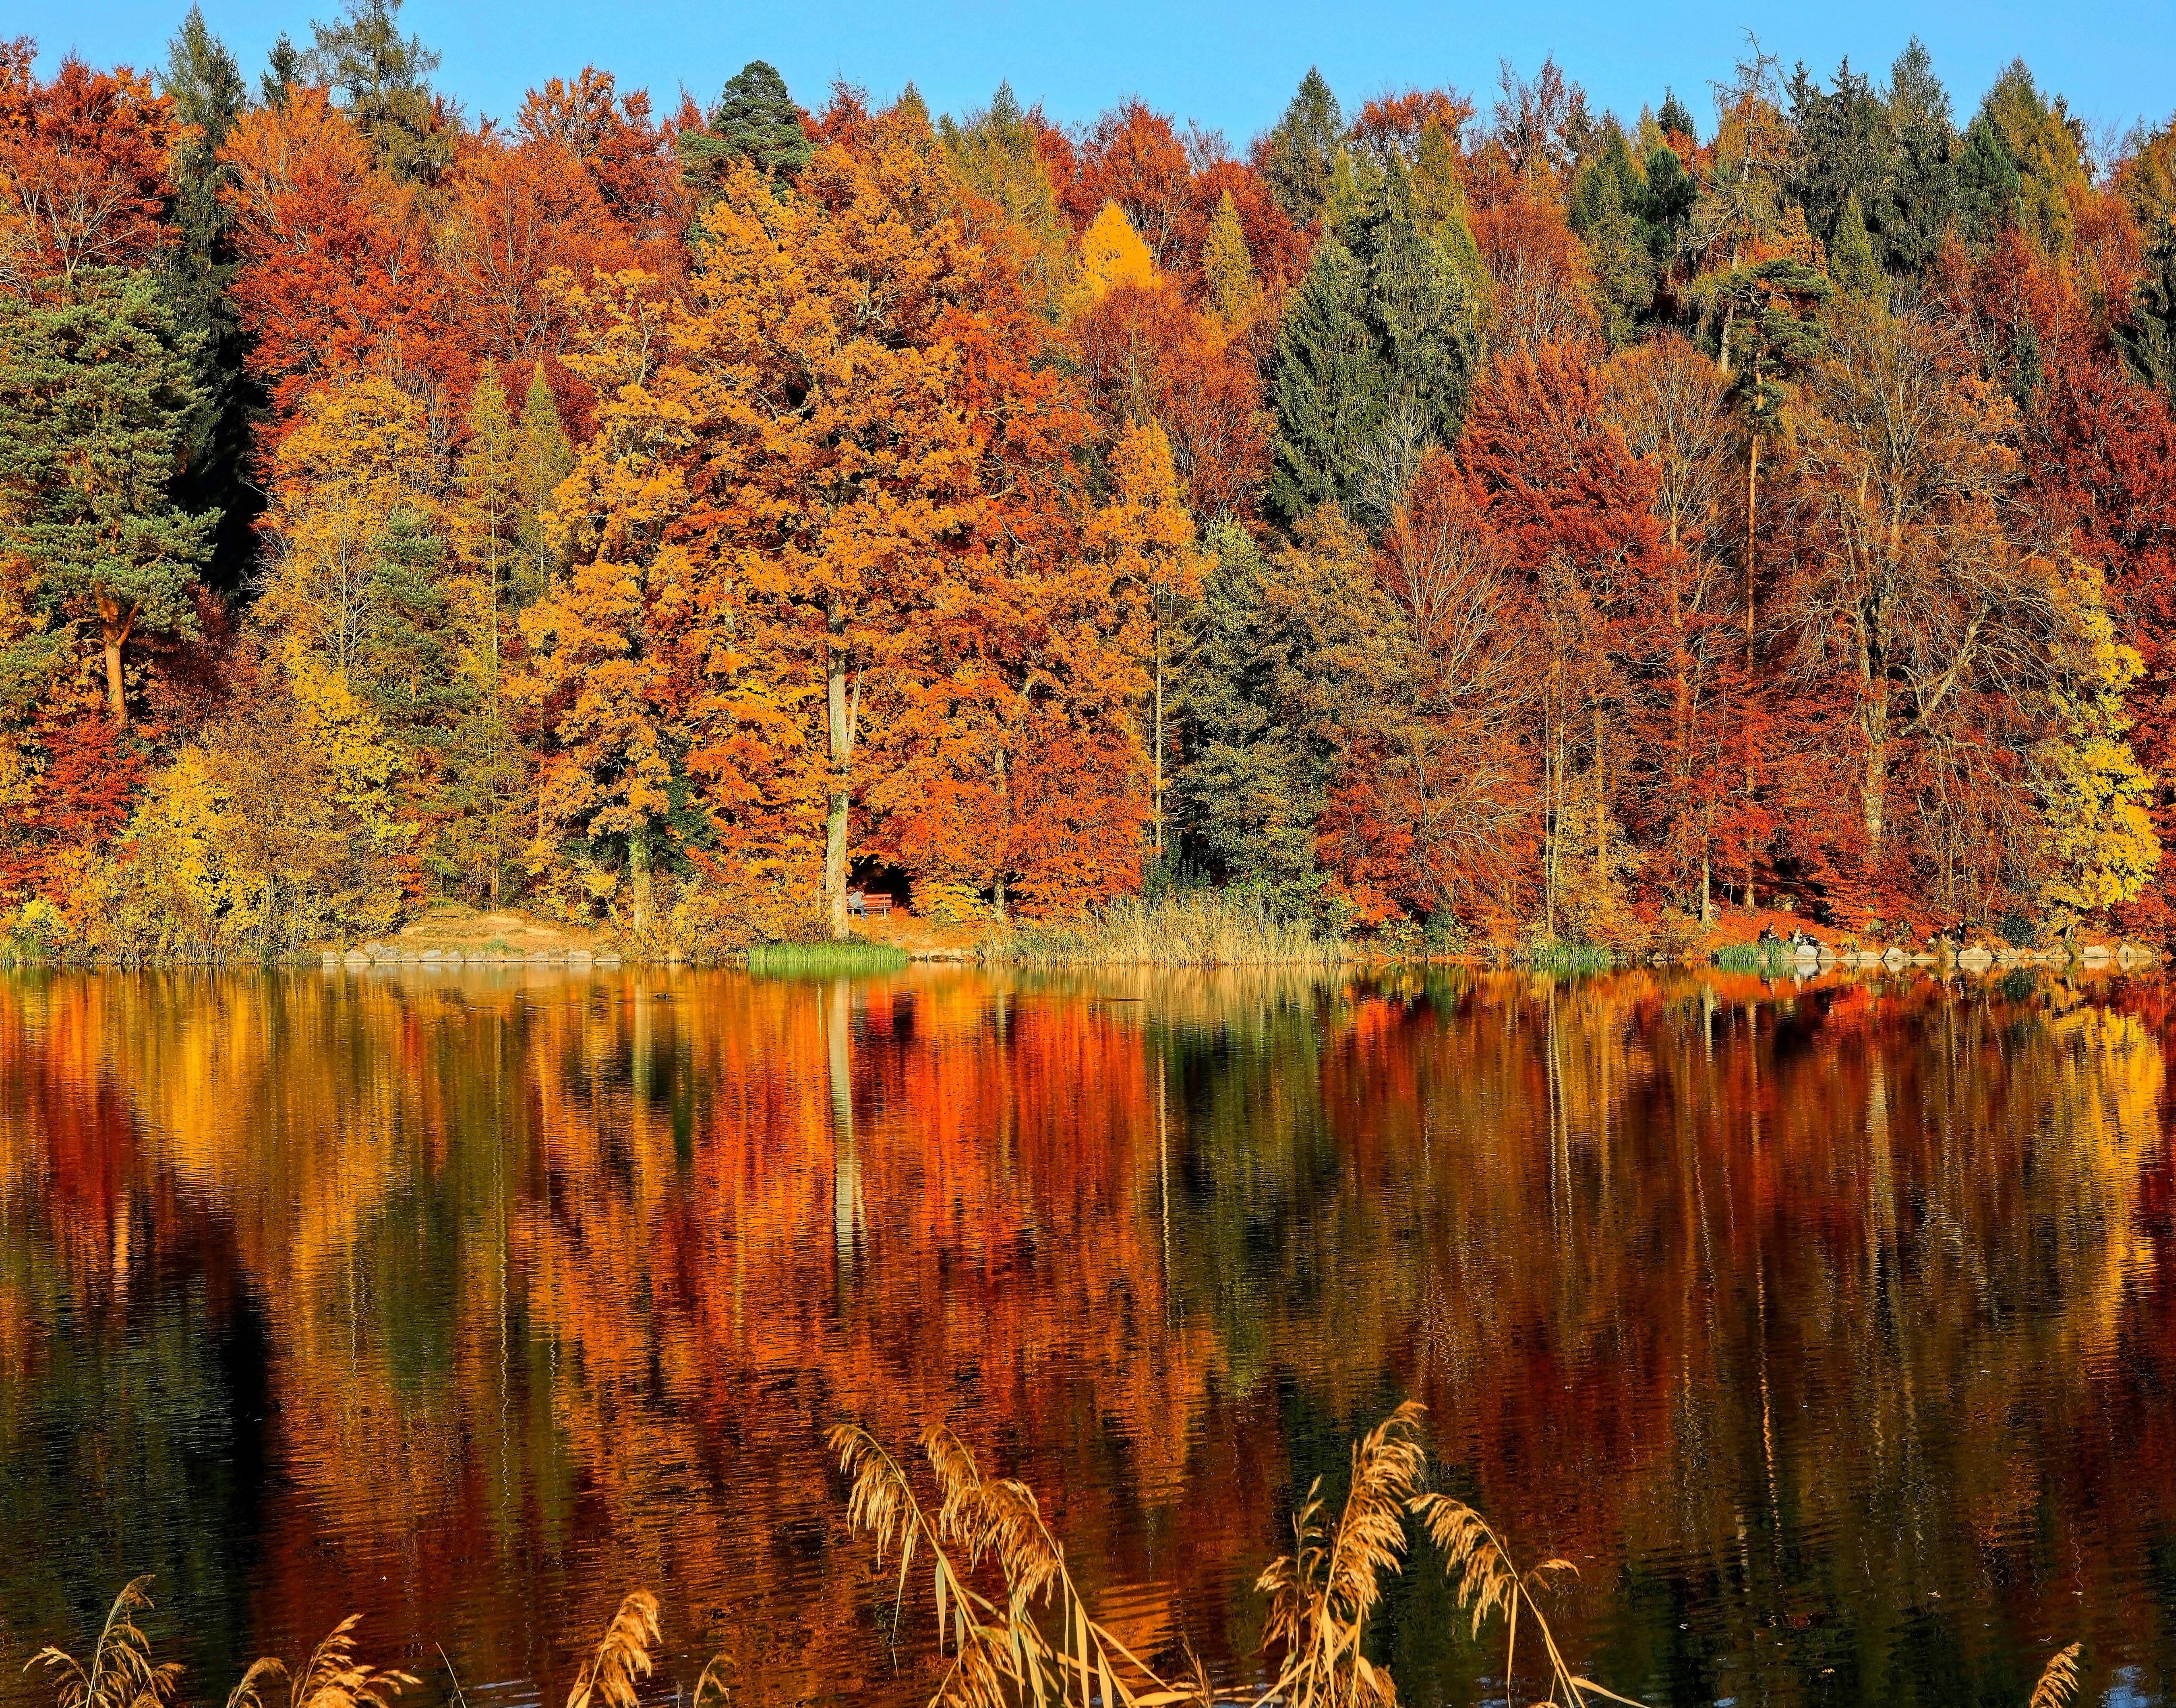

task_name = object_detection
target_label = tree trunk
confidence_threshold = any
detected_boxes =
[825,615,856,939]
[1863,701,1888,849]
[1742,392,1760,910]
[1593,704,1606,883]
[97,593,133,725]
[629,821,652,938]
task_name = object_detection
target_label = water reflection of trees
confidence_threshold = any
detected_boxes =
[1,966,2172,1708]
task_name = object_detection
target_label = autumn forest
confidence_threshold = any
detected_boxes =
[6,2,2176,957]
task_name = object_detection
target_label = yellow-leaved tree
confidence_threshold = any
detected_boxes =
[2036,559,2161,928]
[1076,201,1156,305]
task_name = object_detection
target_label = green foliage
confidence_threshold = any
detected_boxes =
[1657,88,1698,143]
[1713,941,1790,971]
[1270,169,1481,523]
[259,32,301,105]
[1789,57,1893,254]
[1955,113,2024,244]
[1171,518,1404,924]
[0,271,211,683]
[1978,59,2087,254]
[301,0,449,182]
[1269,240,1382,520]
[1569,128,1656,347]
[1880,39,1957,276]
[1260,67,1345,226]
[745,940,909,975]
[1831,192,1883,299]
[158,6,258,591]
[2116,219,2176,402]
[681,60,812,199]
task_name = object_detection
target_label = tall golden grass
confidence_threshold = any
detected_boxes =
[827,1422,1208,1708]
[994,893,1345,967]
[24,1586,709,1708]
[32,1448,2088,1708]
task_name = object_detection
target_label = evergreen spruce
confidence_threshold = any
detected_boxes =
[1881,38,1956,275]
[1260,68,1345,226]
[1955,112,2023,242]
[159,6,259,592]
[1269,241,1382,521]
[2117,221,2176,402]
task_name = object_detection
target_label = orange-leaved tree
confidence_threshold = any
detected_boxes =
[671,98,1094,935]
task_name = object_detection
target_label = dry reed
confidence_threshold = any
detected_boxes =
[25,1578,184,1708]
[1255,1400,1431,1708]
[2029,1643,2082,1708]
[994,893,1345,967]
[829,1421,1207,1708]
[566,1592,660,1708]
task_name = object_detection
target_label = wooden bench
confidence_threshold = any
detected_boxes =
[851,892,893,919]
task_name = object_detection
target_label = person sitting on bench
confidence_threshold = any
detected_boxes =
[847,888,867,920]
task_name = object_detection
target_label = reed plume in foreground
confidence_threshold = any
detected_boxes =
[1255,1401,1430,1708]
[829,1421,1208,1708]
[2030,1642,2082,1708]
[25,1578,183,1708]
[566,1592,660,1708]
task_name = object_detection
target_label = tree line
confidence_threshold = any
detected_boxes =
[6,0,2176,952]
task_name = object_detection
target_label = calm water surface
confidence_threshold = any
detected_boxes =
[2,965,2173,1708]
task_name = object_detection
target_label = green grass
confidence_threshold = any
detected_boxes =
[1524,940,1615,970]
[1713,942,1791,972]
[745,939,910,975]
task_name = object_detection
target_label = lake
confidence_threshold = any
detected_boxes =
[1,964,2170,1708]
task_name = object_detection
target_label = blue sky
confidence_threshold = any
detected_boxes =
[33,1,2176,158]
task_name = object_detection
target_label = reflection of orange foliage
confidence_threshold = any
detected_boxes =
[5,965,2176,1703]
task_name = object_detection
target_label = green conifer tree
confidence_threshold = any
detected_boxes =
[301,0,448,182]
[160,6,258,591]
[1955,112,2023,243]
[0,272,212,723]
[1879,39,1956,276]
[1260,68,1345,227]
[681,60,812,203]
[1269,241,1382,522]
[1831,192,1883,298]
[2117,220,2176,402]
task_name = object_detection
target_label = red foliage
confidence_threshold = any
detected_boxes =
[1063,100,1194,267]
[514,66,687,260]
[0,45,172,286]
[220,88,462,438]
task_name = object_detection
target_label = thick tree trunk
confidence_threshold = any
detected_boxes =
[97,594,133,725]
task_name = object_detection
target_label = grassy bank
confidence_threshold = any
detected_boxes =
[993,891,1346,966]
[744,939,910,975]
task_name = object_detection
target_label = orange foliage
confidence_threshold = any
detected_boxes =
[0,46,172,288]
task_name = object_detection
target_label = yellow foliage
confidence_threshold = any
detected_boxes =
[260,374,442,682]
[1201,191,1258,328]
[1076,202,1155,304]
[2037,559,2161,923]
